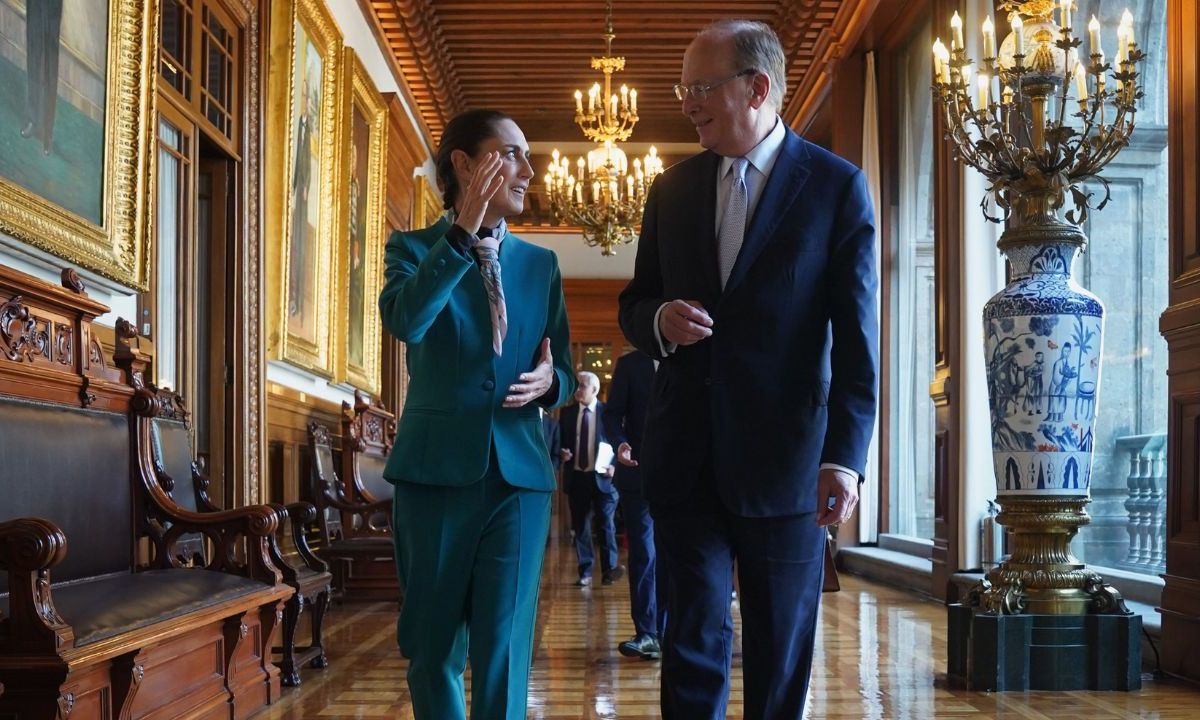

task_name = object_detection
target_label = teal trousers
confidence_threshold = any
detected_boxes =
[392,463,552,720]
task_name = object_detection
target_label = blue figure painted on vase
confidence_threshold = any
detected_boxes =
[985,239,1103,500]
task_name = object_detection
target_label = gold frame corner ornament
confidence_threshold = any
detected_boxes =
[335,46,387,396]
[265,0,343,376]
[0,0,158,292]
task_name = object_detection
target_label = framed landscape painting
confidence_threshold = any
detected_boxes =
[0,0,155,290]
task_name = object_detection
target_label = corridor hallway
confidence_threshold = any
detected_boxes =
[258,535,1198,719]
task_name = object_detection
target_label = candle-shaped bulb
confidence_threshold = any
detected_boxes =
[610,94,618,118]
[574,90,583,114]
[1002,85,1014,105]
[1074,61,1088,108]
[978,73,991,108]
[1012,14,1025,56]
[950,11,964,50]
[1060,0,1073,30]
[933,38,951,83]
[630,88,638,114]
[982,16,996,59]
[1088,15,1102,56]
[552,148,559,163]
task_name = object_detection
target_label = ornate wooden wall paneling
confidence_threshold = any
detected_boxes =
[929,0,964,603]
[0,266,132,412]
[267,385,344,507]
[1159,0,1200,684]
[782,0,880,133]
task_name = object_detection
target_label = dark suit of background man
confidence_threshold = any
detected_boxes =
[603,349,667,660]
[618,20,877,719]
[558,371,622,587]
[540,407,561,475]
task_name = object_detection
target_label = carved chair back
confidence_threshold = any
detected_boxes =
[0,396,133,596]
[144,391,207,565]
[339,391,395,536]
[307,421,347,544]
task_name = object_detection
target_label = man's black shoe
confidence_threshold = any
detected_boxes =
[618,633,661,660]
[601,565,626,585]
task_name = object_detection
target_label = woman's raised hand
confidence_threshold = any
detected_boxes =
[456,151,505,235]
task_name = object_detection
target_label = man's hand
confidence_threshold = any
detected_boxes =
[617,442,638,467]
[659,299,713,346]
[603,465,615,477]
[816,467,859,527]
[505,338,554,408]
[559,448,573,463]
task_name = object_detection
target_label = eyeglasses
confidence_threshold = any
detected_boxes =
[673,69,755,101]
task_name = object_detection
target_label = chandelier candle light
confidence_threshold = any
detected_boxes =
[936,0,1147,689]
[545,0,663,255]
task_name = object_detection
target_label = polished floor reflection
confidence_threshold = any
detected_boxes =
[260,536,1199,719]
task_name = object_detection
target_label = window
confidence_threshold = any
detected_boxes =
[888,17,937,540]
[155,112,192,392]
[1070,0,1168,577]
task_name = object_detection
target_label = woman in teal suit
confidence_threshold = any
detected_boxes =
[378,109,575,719]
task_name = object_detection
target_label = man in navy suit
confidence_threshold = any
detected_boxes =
[618,20,877,719]
[559,371,623,587]
[603,349,667,660]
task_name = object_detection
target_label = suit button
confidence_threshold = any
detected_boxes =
[437,259,446,268]
[482,379,495,391]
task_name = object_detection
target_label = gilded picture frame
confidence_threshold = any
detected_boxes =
[335,48,387,395]
[413,174,443,229]
[265,0,342,375]
[0,0,156,291]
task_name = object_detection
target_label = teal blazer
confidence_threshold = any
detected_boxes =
[378,217,576,491]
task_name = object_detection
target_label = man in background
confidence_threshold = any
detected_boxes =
[559,371,623,587]
[604,349,667,660]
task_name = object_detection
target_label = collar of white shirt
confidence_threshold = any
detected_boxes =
[718,115,786,182]
[580,399,598,414]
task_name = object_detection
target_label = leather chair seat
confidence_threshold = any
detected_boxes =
[0,569,272,647]
[325,536,393,554]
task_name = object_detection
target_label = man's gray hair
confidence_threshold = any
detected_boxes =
[578,371,600,389]
[701,19,787,110]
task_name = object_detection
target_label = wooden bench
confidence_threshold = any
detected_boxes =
[0,265,292,720]
[121,363,333,689]
[307,407,395,603]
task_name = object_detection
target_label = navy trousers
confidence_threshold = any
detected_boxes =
[618,475,668,638]
[566,468,618,578]
[652,483,826,720]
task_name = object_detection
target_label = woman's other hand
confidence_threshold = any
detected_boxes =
[504,338,554,408]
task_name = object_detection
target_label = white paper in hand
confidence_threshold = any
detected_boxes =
[595,441,615,473]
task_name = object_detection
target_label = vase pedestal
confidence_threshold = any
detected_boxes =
[947,604,1142,691]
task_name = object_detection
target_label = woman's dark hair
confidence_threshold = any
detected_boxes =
[436,109,513,211]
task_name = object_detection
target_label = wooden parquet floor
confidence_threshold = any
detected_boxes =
[259,537,1200,719]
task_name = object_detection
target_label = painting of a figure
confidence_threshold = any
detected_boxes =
[346,104,369,369]
[286,24,324,346]
[0,0,108,224]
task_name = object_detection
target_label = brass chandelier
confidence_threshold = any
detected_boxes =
[545,0,663,256]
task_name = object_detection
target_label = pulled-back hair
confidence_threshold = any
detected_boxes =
[435,109,514,211]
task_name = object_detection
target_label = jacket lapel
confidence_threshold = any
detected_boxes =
[723,130,811,295]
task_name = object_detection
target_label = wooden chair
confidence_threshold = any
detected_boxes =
[307,419,396,602]
[0,265,291,720]
[127,377,333,688]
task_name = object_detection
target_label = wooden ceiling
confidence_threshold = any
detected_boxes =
[362,0,878,148]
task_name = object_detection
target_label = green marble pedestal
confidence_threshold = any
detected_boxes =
[947,604,1142,691]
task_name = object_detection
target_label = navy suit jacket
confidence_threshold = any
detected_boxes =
[602,350,656,493]
[559,401,613,493]
[618,128,878,517]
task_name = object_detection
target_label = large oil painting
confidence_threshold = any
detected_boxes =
[266,0,341,374]
[337,48,386,394]
[0,0,154,290]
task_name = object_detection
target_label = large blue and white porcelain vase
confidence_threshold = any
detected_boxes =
[985,232,1102,501]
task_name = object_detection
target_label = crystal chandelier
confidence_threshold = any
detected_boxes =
[545,0,663,256]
